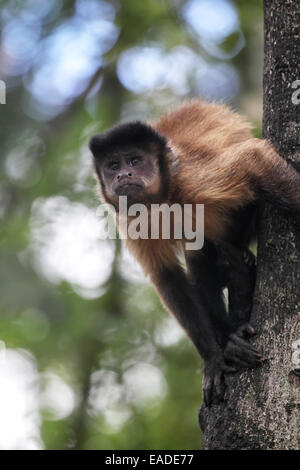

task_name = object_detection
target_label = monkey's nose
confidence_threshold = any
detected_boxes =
[117,172,132,180]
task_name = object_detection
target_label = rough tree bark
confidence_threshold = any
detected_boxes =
[200,0,300,450]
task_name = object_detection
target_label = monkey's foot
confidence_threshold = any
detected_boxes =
[203,357,236,407]
[224,323,262,369]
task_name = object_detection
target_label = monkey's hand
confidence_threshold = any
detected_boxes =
[203,356,236,406]
[224,324,262,369]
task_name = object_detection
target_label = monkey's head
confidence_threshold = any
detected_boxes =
[89,122,169,208]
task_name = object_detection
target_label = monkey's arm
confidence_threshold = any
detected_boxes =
[216,243,262,368]
[244,139,300,218]
[150,263,235,405]
[186,246,261,370]
[217,243,256,330]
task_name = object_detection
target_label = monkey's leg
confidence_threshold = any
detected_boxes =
[186,244,261,371]
[151,263,235,406]
[186,243,232,348]
[217,243,262,368]
[218,243,256,328]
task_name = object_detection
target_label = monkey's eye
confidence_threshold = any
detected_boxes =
[128,157,141,167]
[107,161,119,171]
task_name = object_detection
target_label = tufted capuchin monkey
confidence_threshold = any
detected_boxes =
[89,100,300,406]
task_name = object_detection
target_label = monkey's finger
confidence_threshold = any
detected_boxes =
[236,342,262,361]
[226,356,257,369]
[230,334,260,354]
[229,354,262,368]
[227,337,259,359]
[224,345,261,367]
[224,343,262,367]
[231,344,262,363]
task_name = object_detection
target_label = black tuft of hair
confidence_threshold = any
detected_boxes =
[89,121,167,159]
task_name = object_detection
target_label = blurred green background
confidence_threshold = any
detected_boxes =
[0,0,263,450]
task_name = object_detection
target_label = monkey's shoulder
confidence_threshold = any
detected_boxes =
[153,99,253,157]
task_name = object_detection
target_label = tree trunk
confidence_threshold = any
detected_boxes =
[200,0,300,450]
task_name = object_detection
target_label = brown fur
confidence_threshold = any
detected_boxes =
[125,100,255,276]
[90,99,300,401]
[95,99,299,277]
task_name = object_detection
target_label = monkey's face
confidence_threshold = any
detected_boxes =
[98,148,162,207]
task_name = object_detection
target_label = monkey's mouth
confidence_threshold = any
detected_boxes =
[115,182,143,196]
